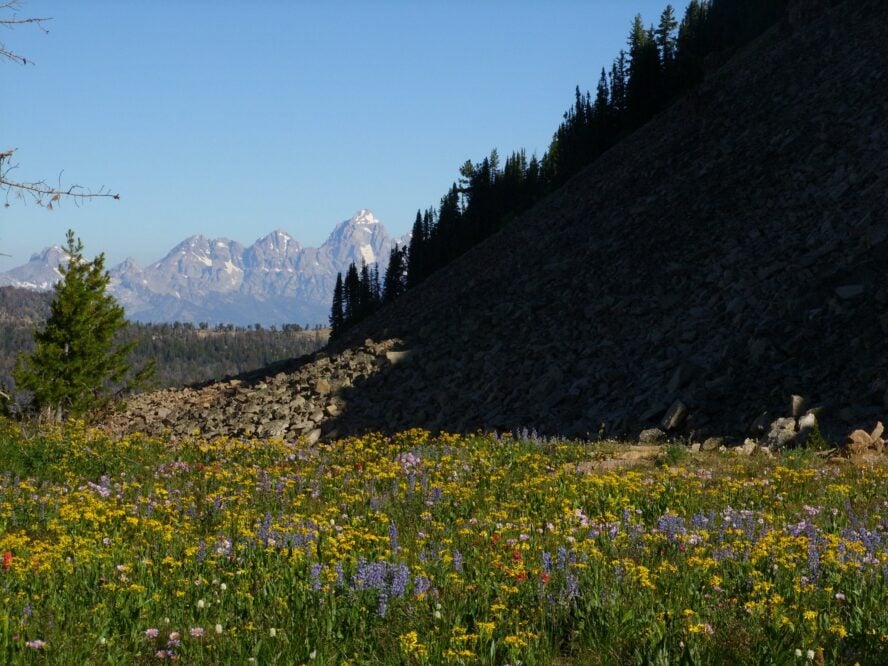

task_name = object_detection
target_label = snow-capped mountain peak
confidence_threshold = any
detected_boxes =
[0,245,68,291]
[1,211,400,326]
[351,209,379,225]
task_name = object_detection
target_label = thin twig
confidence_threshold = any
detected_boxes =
[1,149,119,207]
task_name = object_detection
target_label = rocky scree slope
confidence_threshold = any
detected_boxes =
[115,2,888,442]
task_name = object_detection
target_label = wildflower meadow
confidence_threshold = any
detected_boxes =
[0,419,886,664]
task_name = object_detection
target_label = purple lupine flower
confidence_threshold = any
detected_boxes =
[787,520,811,538]
[541,552,553,573]
[690,511,713,530]
[390,565,409,597]
[656,514,687,542]
[452,549,463,572]
[807,543,821,579]
[389,522,399,553]
[310,563,323,592]
[335,562,344,586]
[413,575,431,597]
[564,572,579,600]
[376,591,389,617]
[353,559,386,590]
[258,513,273,546]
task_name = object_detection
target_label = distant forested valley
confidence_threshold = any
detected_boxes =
[0,287,327,393]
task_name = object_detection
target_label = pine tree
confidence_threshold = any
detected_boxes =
[343,262,361,325]
[675,0,710,91]
[14,230,149,419]
[626,18,662,126]
[383,245,407,303]
[406,210,425,289]
[656,5,679,67]
[609,50,629,117]
[329,272,345,339]
[594,68,611,120]
[370,264,381,306]
[359,261,372,318]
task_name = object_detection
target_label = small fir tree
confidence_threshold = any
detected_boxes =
[383,245,407,303]
[656,5,679,67]
[329,272,345,339]
[14,230,148,419]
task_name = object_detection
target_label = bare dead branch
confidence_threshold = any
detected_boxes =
[0,15,50,27]
[0,1,50,64]
[1,149,120,208]
[2,4,118,208]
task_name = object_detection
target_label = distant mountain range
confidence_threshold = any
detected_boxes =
[0,210,405,325]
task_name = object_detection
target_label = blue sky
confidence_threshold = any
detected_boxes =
[2,0,669,271]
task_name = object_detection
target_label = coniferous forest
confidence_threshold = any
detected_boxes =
[329,0,793,339]
[0,287,326,396]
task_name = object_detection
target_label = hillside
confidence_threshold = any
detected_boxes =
[116,0,887,441]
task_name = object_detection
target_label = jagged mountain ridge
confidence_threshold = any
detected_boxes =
[0,210,403,326]
[116,0,888,441]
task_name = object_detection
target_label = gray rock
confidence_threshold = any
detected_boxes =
[639,427,667,444]
[791,394,806,418]
[702,436,724,451]
[835,284,864,299]
[386,350,415,365]
[263,420,289,438]
[750,412,770,435]
[661,400,688,431]
[796,412,818,445]
[304,428,322,445]
[735,439,758,456]
[314,379,332,395]
[766,416,798,448]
